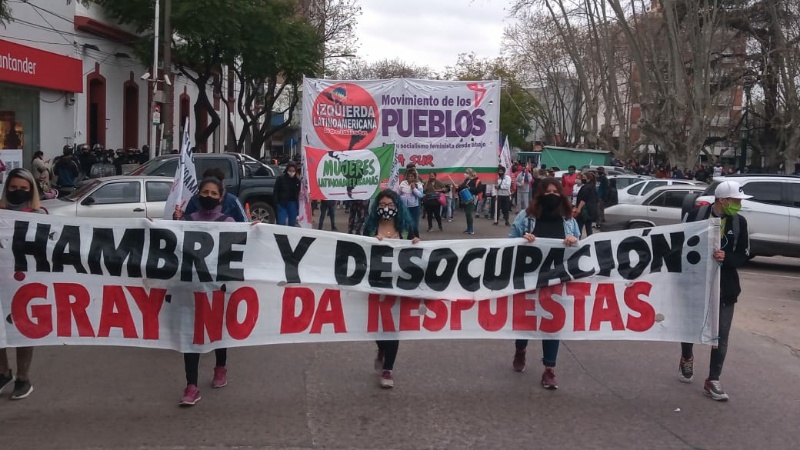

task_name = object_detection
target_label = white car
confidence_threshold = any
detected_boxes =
[692,175,800,258]
[42,176,174,218]
[604,185,708,230]
[608,174,653,190]
[618,179,705,204]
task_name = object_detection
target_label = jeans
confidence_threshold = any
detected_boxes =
[497,195,511,223]
[445,197,455,219]
[425,202,443,230]
[681,303,735,380]
[597,199,606,224]
[463,201,475,232]
[318,200,337,230]
[515,339,560,367]
[184,349,227,386]
[376,340,399,370]
[277,201,299,227]
[407,205,421,238]
[517,190,530,212]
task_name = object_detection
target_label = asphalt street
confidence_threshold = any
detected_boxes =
[2,209,799,450]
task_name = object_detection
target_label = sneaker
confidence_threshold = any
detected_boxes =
[678,356,694,383]
[447,218,453,222]
[0,370,13,395]
[512,349,526,372]
[438,227,443,232]
[427,228,433,232]
[468,231,475,235]
[541,368,558,390]
[10,379,33,400]
[212,366,228,388]
[704,379,729,401]
[379,370,394,389]
[180,385,202,406]
[505,221,510,226]
[374,350,385,372]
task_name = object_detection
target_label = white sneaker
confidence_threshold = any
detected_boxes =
[379,370,394,388]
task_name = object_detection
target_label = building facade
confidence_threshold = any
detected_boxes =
[0,0,222,173]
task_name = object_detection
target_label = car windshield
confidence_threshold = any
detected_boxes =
[129,157,167,175]
[62,179,101,202]
[703,181,720,196]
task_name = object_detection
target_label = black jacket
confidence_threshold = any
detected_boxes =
[273,173,301,206]
[689,204,750,303]
[576,183,598,221]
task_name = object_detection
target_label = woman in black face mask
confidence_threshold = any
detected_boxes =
[362,189,420,389]
[508,178,580,390]
[0,168,45,400]
[171,177,233,406]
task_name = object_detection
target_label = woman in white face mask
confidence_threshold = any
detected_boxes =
[362,189,420,389]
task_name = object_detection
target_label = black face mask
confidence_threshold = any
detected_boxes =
[540,193,562,211]
[198,195,220,210]
[6,189,33,206]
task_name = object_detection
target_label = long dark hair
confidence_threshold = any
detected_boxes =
[525,177,572,219]
[363,189,413,236]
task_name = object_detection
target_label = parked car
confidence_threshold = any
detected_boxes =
[608,174,653,190]
[603,185,707,230]
[580,165,631,176]
[617,179,705,204]
[690,174,800,258]
[42,176,174,218]
[130,152,279,223]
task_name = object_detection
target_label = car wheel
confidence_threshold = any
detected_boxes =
[627,222,651,229]
[249,201,276,224]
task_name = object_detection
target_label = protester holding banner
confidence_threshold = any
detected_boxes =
[397,169,423,238]
[422,172,446,232]
[509,178,580,390]
[679,180,751,401]
[173,177,233,406]
[184,168,247,223]
[362,189,420,388]
[0,168,45,400]
[274,162,301,227]
[457,169,481,235]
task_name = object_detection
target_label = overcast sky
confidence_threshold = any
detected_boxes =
[354,0,512,73]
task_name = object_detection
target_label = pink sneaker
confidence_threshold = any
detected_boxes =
[379,370,394,389]
[212,366,228,388]
[180,385,201,406]
[541,368,558,390]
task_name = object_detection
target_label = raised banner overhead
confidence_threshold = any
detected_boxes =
[302,78,501,177]
[0,212,719,352]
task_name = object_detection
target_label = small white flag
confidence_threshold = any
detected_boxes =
[500,136,512,171]
[163,119,198,219]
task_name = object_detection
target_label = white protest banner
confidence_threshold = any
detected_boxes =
[301,78,500,180]
[162,119,197,218]
[0,212,719,352]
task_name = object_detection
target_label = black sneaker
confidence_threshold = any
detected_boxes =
[704,378,729,401]
[0,370,13,395]
[10,379,33,400]
[678,356,694,383]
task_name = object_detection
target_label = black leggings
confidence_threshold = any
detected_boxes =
[376,340,399,370]
[424,202,442,230]
[183,349,227,386]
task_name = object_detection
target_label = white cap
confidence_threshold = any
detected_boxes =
[714,180,752,199]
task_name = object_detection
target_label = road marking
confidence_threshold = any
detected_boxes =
[740,271,800,280]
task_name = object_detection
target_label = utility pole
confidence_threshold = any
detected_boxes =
[162,0,173,154]
[149,0,160,161]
